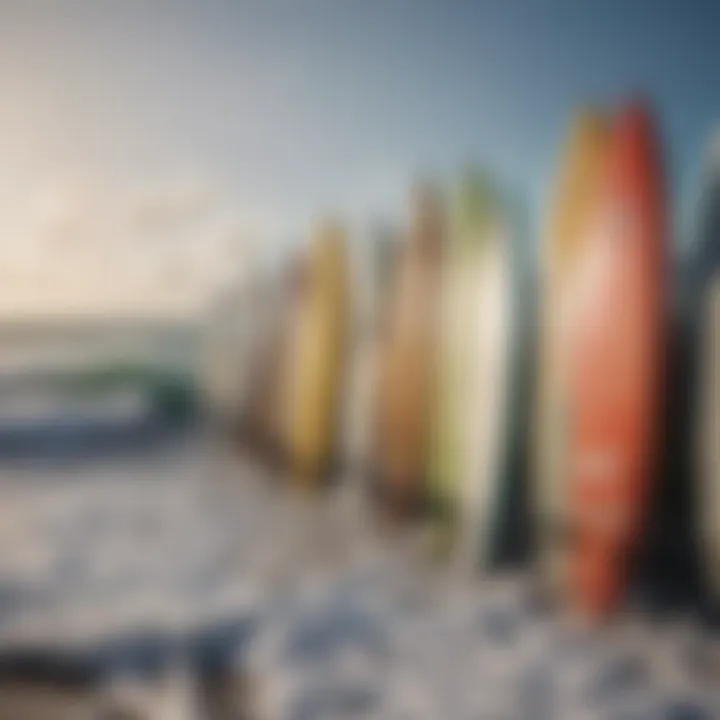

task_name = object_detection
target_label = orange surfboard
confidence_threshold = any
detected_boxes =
[567,101,666,617]
[534,110,609,592]
[373,184,444,520]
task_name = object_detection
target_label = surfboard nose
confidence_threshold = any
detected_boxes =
[609,100,664,201]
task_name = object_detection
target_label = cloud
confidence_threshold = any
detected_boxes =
[0,169,270,317]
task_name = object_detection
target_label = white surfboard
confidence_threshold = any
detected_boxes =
[429,172,517,569]
[691,136,720,600]
[458,220,514,569]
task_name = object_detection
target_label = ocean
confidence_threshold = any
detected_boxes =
[0,316,200,377]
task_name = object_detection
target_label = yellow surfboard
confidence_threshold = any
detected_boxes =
[373,185,444,520]
[283,220,349,488]
[534,110,609,592]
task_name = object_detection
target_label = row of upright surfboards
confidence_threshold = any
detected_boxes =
[202,98,720,619]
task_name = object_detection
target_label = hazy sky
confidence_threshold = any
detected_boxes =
[0,1,718,315]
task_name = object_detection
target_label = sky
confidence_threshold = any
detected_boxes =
[0,0,719,316]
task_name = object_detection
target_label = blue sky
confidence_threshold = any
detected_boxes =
[0,1,718,313]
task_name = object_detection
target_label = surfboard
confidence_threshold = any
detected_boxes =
[566,101,666,617]
[200,277,259,436]
[373,186,444,521]
[534,111,610,594]
[242,260,300,464]
[691,137,720,600]
[283,220,349,488]
[427,170,527,569]
[340,226,397,483]
[698,279,720,596]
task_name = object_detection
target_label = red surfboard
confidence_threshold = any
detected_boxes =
[567,101,666,617]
